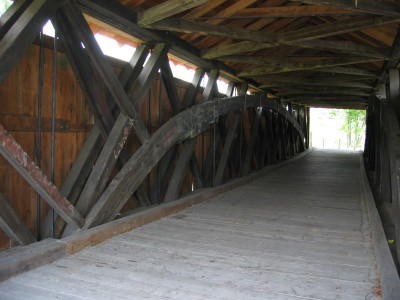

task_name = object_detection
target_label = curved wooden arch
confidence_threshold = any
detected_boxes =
[83,95,306,229]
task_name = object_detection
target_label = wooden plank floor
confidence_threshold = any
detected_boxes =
[0,150,382,299]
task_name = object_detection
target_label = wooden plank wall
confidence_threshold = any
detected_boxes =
[0,43,226,249]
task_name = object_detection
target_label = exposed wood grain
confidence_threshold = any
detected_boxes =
[202,17,400,58]
[138,0,209,26]
[0,194,36,245]
[1,151,396,300]
[291,0,400,17]
[83,95,305,229]
[0,0,65,83]
[236,5,360,18]
[0,124,84,229]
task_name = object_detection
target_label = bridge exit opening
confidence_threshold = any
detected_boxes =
[310,108,366,151]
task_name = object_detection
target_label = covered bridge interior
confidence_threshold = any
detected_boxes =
[1,0,400,299]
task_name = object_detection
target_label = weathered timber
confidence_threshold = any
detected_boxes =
[202,17,400,58]
[240,65,378,77]
[0,0,32,39]
[76,0,251,89]
[0,150,312,283]
[42,45,151,238]
[314,67,378,77]
[138,0,209,26]
[57,2,150,142]
[223,56,381,74]
[181,68,206,109]
[259,79,373,90]
[160,55,182,113]
[293,39,388,59]
[214,113,241,186]
[242,108,262,175]
[291,0,400,17]
[0,0,65,83]
[154,68,206,203]
[203,129,221,185]
[119,44,150,89]
[127,45,170,110]
[291,98,367,109]
[62,43,168,236]
[41,124,103,238]
[0,124,84,229]
[147,19,277,44]
[53,9,115,135]
[0,194,36,245]
[163,62,206,187]
[0,239,66,282]
[83,95,305,229]
[64,115,134,235]
[277,89,371,97]
[236,5,359,18]
[164,70,219,202]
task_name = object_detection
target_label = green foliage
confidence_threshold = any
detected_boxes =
[341,109,366,150]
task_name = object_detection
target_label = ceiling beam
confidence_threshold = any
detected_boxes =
[239,64,378,77]
[145,18,276,43]
[221,55,381,71]
[277,89,371,97]
[290,0,400,17]
[76,0,262,89]
[293,39,389,59]
[316,66,378,77]
[188,5,360,19]
[200,17,400,58]
[235,5,360,18]
[289,98,367,109]
[260,80,373,90]
[138,0,209,26]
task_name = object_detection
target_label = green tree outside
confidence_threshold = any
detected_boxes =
[342,109,366,150]
[327,109,366,150]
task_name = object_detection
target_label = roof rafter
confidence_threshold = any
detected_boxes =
[220,55,382,72]
[138,0,209,26]
[290,0,400,17]
[146,17,398,59]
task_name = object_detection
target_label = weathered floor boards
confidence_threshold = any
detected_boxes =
[0,150,381,300]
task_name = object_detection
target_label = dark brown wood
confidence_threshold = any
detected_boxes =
[154,68,206,203]
[0,0,65,83]
[0,194,36,245]
[260,77,373,90]
[164,69,219,202]
[0,124,84,229]
[82,95,305,229]
[76,0,243,87]
[53,9,115,135]
[222,56,381,75]
[57,2,150,142]
[240,66,378,77]
[138,0,209,26]
[214,113,241,186]
[242,108,262,175]
[61,43,168,236]
[41,124,104,238]
[291,0,400,17]
[202,17,400,58]
[119,44,150,89]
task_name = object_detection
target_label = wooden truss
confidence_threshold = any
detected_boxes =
[0,0,310,244]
